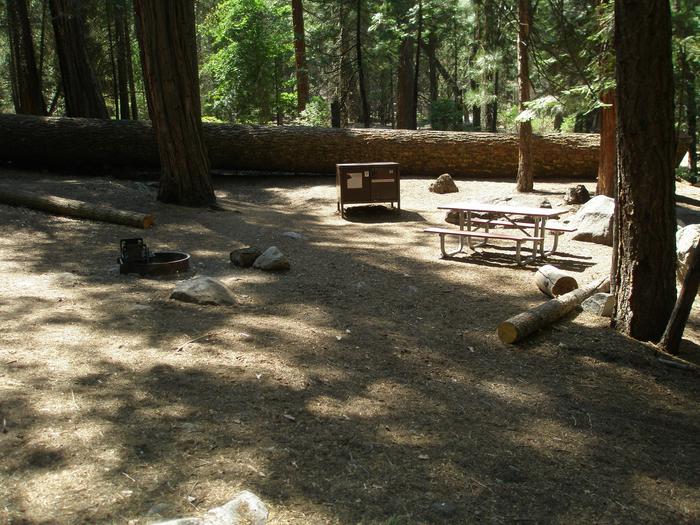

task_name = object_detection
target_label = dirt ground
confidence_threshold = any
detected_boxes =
[1,167,699,525]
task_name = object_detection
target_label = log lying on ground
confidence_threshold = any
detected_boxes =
[0,114,604,178]
[0,187,154,228]
[498,275,609,344]
[535,264,579,297]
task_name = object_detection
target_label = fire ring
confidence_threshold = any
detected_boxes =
[118,238,190,276]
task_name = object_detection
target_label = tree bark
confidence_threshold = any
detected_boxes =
[679,50,697,178]
[411,0,422,130]
[516,0,533,192]
[427,34,438,104]
[49,0,109,119]
[291,0,309,113]
[114,0,131,120]
[535,264,578,297]
[613,0,677,342]
[337,0,353,126]
[596,89,616,197]
[356,0,370,128]
[133,0,215,206]
[6,0,47,115]
[0,114,613,179]
[396,37,415,129]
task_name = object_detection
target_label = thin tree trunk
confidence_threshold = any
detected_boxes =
[291,0,309,113]
[7,0,47,115]
[50,0,108,118]
[613,0,676,341]
[133,0,215,206]
[124,6,139,120]
[411,0,422,130]
[356,0,370,127]
[114,0,130,119]
[680,50,697,178]
[597,89,616,196]
[516,0,533,192]
[106,2,120,118]
[337,0,352,126]
[427,34,438,104]
[396,37,415,129]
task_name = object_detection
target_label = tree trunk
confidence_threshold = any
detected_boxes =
[114,0,131,120]
[356,0,370,128]
[498,276,609,344]
[50,0,109,119]
[613,0,677,342]
[0,186,154,228]
[6,0,47,115]
[659,245,700,355]
[133,0,215,206]
[291,0,309,113]
[516,0,533,192]
[411,0,422,130]
[124,4,139,120]
[679,50,697,178]
[337,0,353,126]
[596,89,616,197]
[427,34,438,104]
[0,114,612,179]
[396,37,415,129]
[106,2,120,117]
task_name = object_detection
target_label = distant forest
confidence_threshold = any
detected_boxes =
[1,0,697,139]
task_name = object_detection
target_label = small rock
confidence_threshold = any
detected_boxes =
[170,276,237,306]
[230,247,262,268]
[147,503,170,517]
[152,490,268,525]
[282,231,305,240]
[430,501,457,517]
[253,247,290,271]
[564,184,591,205]
[582,292,614,317]
[429,173,459,194]
[53,272,80,286]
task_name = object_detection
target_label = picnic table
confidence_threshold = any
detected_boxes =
[424,201,573,265]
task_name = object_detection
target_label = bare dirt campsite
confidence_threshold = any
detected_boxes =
[1,168,699,524]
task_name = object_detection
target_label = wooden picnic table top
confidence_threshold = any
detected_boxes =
[437,201,570,218]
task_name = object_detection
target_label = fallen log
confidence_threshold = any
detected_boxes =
[535,264,579,297]
[0,114,602,178]
[497,275,609,344]
[659,244,700,355]
[0,187,154,228]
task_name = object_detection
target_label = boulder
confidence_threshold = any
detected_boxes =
[581,292,614,317]
[153,490,268,525]
[170,276,237,306]
[429,173,459,194]
[230,247,262,268]
[676,224,700,289]
[253,246,290,271]
[570,195,614,246]
[564,185,591,205]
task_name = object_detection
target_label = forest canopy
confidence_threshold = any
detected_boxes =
[0,0,697,147]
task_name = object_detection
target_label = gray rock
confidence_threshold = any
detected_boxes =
[170,276,237,306]
[147,503,171,517]
[582,292,614,317]
[676,224,700,290]
[230,247,262,268]
[253,247,290,271]
[564,184,591,205]
[153,490,268,525]
[282,231,305,240]
[570,195,614,246]
[429,173,459,194]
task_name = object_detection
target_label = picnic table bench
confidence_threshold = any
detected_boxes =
[424,202,574,265]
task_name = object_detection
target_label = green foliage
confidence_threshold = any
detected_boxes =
[430,98,463,131]
[293,96,331,127]
[201,0,294,124]
[677,167,697,184]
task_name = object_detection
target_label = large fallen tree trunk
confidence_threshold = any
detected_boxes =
[0,186,154,228]
[0,114,602,178]
[497,275,609,344]
[0,115,689,178]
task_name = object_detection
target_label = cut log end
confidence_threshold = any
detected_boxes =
[497,322,519,344]
[142,215,156,229]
